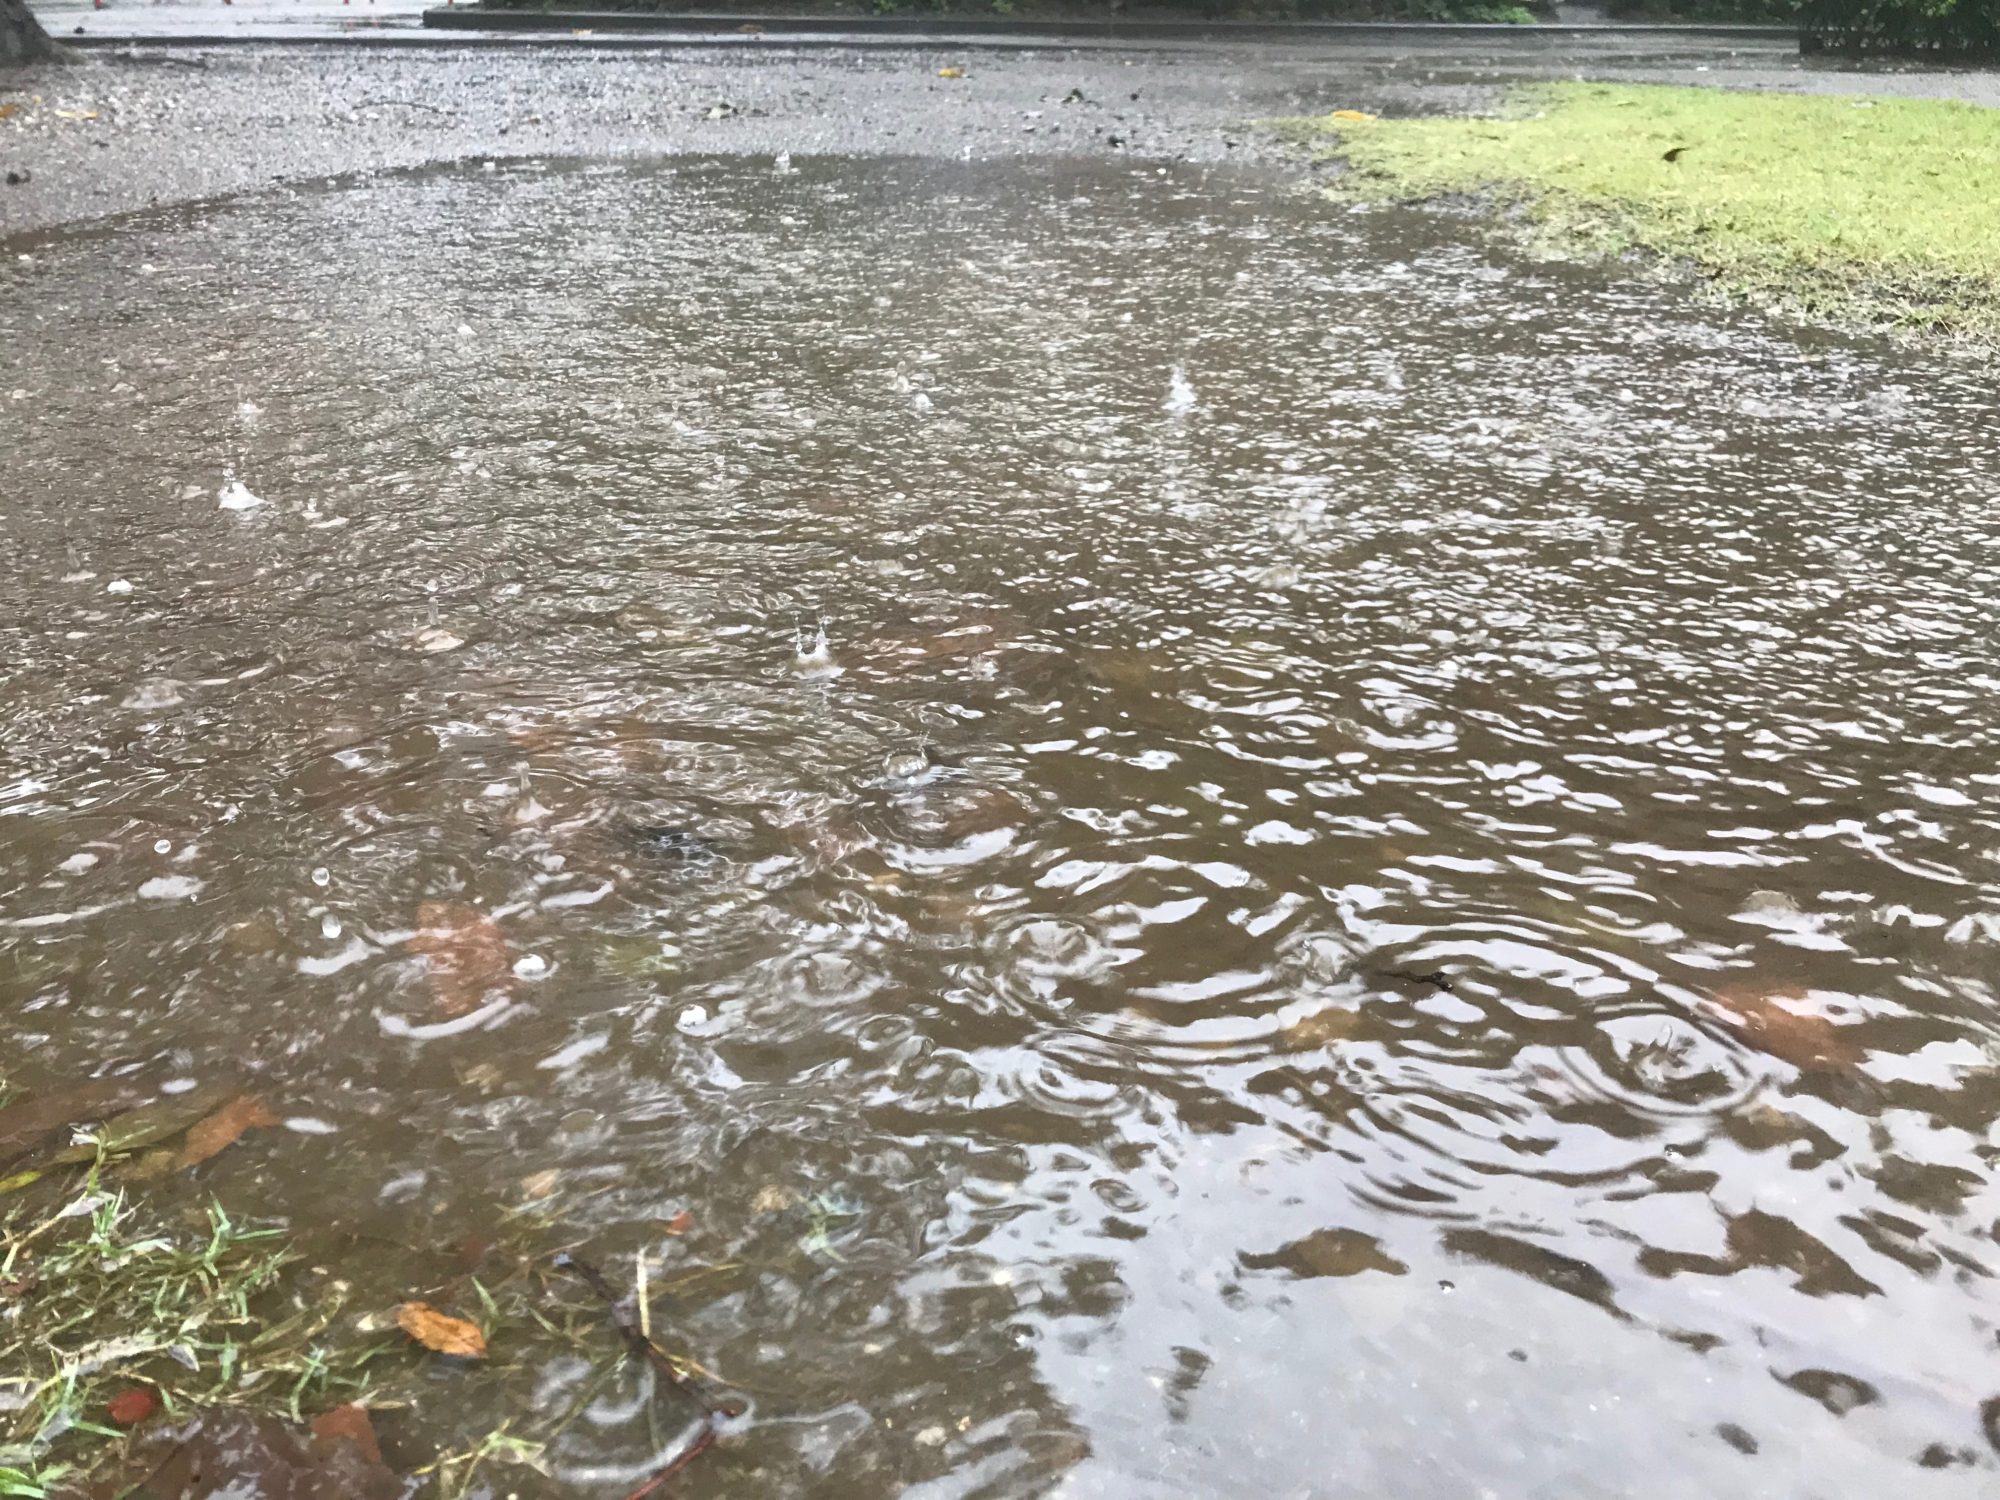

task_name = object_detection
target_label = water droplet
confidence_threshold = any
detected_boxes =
[884,749,930,782]
[1165,364,1196,418]
[217,479,265,511]
[311,866,331,888]
[793,618,840,676]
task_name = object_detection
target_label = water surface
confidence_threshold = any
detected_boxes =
[4,155,2000,1497]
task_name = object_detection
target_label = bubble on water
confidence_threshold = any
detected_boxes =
[884,748,931,783]
[1165,364,1197,418]
[218,480,265,511]
[139,875,203,901]
[412,626,465,654]
[58,852,98,874]
[676,1004,709,1034]
[773,151,794,175]
[124,678,186,711]
[311,866,331,888]
[105,579,134,595]
[321,914,343,940]
[514,954,549,979]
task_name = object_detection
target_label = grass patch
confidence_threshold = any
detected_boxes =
[0,1180,377,1497]
[1309,83,2000,341]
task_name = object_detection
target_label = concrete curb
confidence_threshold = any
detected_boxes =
[419,9,1802,44]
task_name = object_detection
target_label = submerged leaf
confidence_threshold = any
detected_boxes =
[177,1092,280,1169]
[396,1301,487,1358]
[1702,985,1864,1072]
[39,1082,239,1168]
[310,1402,383,1464]
[406,902,512,1018]
[107,1386,157,1426]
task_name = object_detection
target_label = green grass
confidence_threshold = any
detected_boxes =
[0,1182,369,1497]
[1311,83,2000,341]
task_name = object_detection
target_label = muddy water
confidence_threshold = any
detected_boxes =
[5,156,2000,1497]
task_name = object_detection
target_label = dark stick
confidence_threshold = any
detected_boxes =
[554,1252,735,1495]
[616,1426,718,1500]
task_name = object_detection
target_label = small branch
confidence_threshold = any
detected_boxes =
[554,1252,740,1495]
[352,98,455,115]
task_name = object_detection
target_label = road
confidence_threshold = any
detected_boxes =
[2,26,1997,241]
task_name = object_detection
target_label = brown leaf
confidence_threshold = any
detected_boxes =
[177,1092,279,1169]
[0,1076,150,1156]
[107,1387,157,1426]
[396,1301,487,1359]
[310,1403,383,1465]
[0,104,19,121]
[663,1209,694,1236]
[1703,985,1863,1073]
[406,902,511,1017]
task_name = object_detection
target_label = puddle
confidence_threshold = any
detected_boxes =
[3,155,1999,1495]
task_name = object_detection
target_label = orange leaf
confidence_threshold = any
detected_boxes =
[406,902,511,1017]
[396,1301,488,1359]
[664,1209,694,1236]
[107,1387,156,1426]
[0,104,20,121]
[1702,985,1863,1073]
[310,1402,383,1464]
[177,1092,279,1169]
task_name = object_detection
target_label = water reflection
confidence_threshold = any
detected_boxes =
[3,154,1999,1495]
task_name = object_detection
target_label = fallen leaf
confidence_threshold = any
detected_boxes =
[1663,145,1689,163]
[519,1168,561,1201]
[53,108,99,121]
[1327,109,1376,123]
[750,1183,796,1215]
[406,902,511,1017]
[37,1081,238,1169]
[663,1209,694,1236]
[938,67,966,79]
[1241,1227,1407,1280]
[0,103,19,121]
[107,1387,157,1426]
[177,1092,279,1169]
[396,1301,487,1359]
[736,20,764,31]
[1702,985,1863,1073]
[0,1075,150,1156]
[310,1403,383,1465]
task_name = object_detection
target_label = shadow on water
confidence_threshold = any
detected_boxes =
[3,152,2000,1496]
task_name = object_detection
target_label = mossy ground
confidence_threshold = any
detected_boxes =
[1309,82,2000,342]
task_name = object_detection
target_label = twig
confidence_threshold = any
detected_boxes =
[554,1252,738,1496]
[353,98,456,115]
[618,1426,717,1500]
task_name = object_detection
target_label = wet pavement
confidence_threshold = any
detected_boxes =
[6,28,2000,1500]
[7,33,2000,240]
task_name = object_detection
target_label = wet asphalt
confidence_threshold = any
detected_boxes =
[0,31,1996,240]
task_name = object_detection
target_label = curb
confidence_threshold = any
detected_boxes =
[419,10,1802,43]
